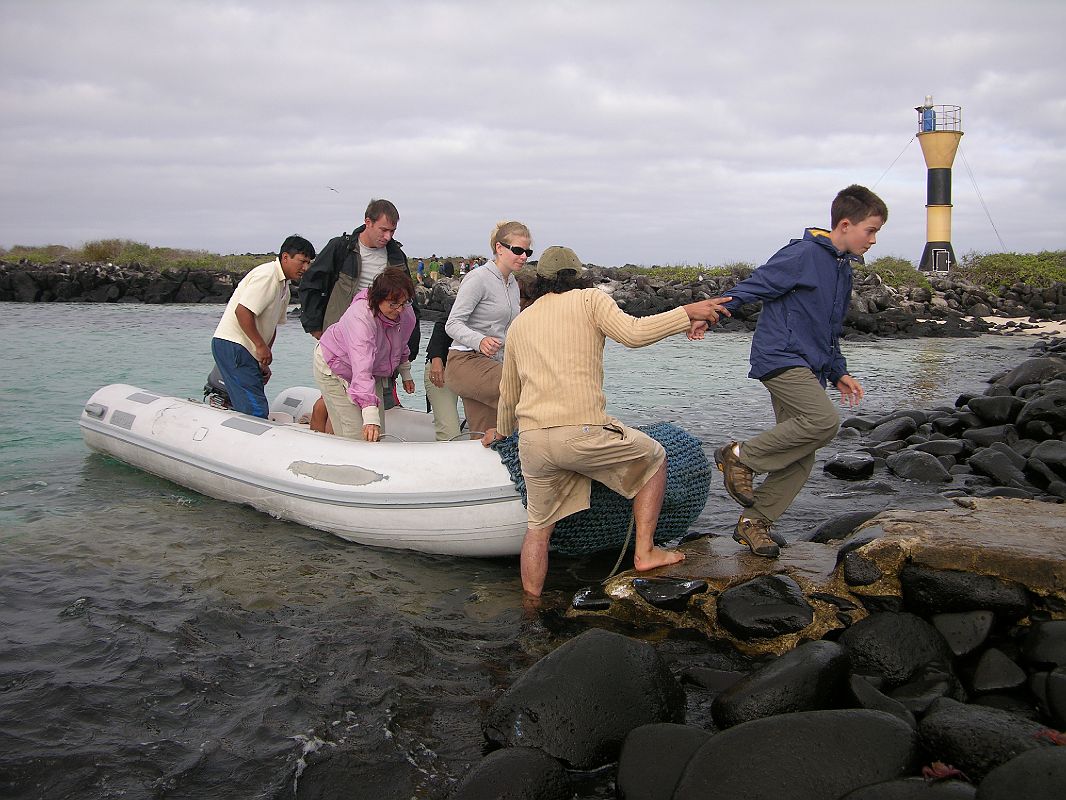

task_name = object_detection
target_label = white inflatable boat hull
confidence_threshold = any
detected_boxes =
[79,384,528,556]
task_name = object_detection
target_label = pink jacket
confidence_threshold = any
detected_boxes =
[318,289,415,408]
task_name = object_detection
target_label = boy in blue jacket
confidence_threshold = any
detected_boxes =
[713,185,887,558]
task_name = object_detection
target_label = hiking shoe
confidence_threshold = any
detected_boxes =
[733,516,780,558]
[715,442,755,507]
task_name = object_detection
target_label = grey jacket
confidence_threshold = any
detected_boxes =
[444,262,521,362]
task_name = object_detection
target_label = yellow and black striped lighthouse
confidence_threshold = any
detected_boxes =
[916,96,963,273]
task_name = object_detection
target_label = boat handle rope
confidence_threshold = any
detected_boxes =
[601,514,635,584]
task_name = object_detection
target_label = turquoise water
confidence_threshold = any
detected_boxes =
[0,302,1038,798]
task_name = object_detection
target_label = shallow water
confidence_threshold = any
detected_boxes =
[0,303,1038,798]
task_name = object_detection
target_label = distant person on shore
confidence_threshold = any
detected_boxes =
[712,184,887,559]
[298,198,420,358]
[210,235,315,418]
[313,268,417,441]
[445,221,528,437]
[417,258,426,284]
[481,246,732,598]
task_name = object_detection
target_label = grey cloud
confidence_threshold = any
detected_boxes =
[2,0,1064,266]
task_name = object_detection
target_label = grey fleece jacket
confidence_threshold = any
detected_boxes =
[444,262,521,362]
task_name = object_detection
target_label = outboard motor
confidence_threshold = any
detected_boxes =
[204,367,232,410]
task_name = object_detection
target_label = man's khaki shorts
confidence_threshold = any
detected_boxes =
[519,419,666,528]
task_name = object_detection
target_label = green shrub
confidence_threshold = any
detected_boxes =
[3,244,75,264]
[82,238,131,262]
[631,262,755,282]
[857,255,930,290]
[955,250,1066,289]
[1,241,265,273]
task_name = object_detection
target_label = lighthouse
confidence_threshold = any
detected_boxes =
[916,96,963,273]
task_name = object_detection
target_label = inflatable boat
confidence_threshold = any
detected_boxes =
[79,384,528,556]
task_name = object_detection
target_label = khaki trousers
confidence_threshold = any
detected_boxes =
[738,367,841,523]
[444,350,501,437]
[423,360,462,441]
[313,345,385,441]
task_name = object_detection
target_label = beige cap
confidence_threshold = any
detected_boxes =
[535,246,583,278]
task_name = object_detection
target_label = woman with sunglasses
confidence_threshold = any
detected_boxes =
[444,221,529,437]
[313,267,417,442]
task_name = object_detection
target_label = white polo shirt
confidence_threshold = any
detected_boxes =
[213,259,289,355]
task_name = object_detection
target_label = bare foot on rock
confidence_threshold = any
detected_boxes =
[633,547,686,572]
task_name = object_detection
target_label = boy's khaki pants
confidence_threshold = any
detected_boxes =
[737,367,840,523]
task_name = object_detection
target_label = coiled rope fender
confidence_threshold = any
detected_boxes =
[490,422,712,556]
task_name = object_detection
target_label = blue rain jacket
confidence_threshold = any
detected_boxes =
[724,228,858,387]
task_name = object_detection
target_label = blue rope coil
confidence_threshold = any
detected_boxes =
[491,422,712,555]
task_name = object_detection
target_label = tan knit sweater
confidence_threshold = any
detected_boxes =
[496,288,690,436]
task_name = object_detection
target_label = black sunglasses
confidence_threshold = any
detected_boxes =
[498,243,533,257]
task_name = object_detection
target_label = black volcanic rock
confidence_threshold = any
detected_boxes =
[716,575,815,639]
[711,641,851,729]
[674,710,919,800]
[482,628,685,770]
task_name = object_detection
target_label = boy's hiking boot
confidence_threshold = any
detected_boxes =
[733,516,780,558]
[715,442,755,507]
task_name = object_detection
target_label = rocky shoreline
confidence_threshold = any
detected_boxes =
[422,339,1066,799]
[300,337,1066,799]
[4,260,1066,341]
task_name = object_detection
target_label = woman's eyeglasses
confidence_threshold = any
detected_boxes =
[385,299,412,310]
[498,243,533,257]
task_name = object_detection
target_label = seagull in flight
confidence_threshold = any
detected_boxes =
[326,186,340,193]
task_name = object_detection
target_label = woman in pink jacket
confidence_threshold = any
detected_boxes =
[313,268,417,441]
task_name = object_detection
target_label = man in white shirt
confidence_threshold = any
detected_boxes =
[211,235,315,417]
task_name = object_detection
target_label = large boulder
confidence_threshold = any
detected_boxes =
[615,723,710,800]
[450,748,571,800]
[868,417,920,444]
[838,612,953,688]
[824,452,876,480]
[294,748,418,800]
[962,425,1019,449]
[994,357,1066,392]
[1021,620,1066,669]
[840,778,975,799]
[976,747,1066,800]
[674,710,919,800]
[900,566,1031,620]
[1030,440,1066,472]
[967,396,1025,425]
[886,450,953,483]
[481,628,684,769]
[1016,390,1066,436]
[918,698,1052,782]
[715,575,815,639]
[711,641,851,729]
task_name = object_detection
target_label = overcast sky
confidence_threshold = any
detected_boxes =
[2,0,1064,267]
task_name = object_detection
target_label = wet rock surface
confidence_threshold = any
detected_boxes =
[715,574,814,638]
[710,640,850,728]
[616,723,710,800]
[449,748,571,800]
[976,747,1066,800]
[481,628,685,770]
[631,577,708,613]
[918,698,1053,782]
[674,710,919,800]
[451,345,1066,798]
[839,612,954,687]
[840,777,976,799]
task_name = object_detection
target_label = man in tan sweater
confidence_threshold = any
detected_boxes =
[482,246,731,597]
